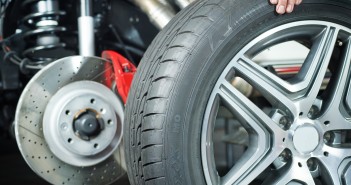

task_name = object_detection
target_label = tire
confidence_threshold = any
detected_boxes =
[124,0,351,184]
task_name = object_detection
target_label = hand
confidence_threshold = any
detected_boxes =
[270,0,302,14]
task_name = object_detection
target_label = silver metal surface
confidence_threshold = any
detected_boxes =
[131,0,175,29]
[43,81,123,167]
[35,0,59,27]
[78,0,95,56]
[174,0,196,9]
[15,56,125,185]
[78,17,95,56]
[339,158,351,185]
[202,21,351,185]
[80,0,92,17]
[36,0,58,13]
[231,77,252,97]
[293,125,319,154]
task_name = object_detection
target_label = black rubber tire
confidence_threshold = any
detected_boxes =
[124,0,351,184]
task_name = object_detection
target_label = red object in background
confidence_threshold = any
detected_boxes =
[102,51,136,104]
[275,66,301,74]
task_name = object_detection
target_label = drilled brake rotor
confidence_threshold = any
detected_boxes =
[15,56,125,185]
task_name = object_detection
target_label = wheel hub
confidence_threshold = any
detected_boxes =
[43,80,122,166]
[73,109,104,140]
[292,125,319,154]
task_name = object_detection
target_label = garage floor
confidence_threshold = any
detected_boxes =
[0,136,130,185]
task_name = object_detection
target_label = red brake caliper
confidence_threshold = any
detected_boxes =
[102,51,136,104]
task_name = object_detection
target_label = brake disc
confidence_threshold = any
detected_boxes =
[15,56,125,185]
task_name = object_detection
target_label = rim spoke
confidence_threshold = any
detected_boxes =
[322,38,351,116]
[218,81,286,185]
[222,147,285,185]
[323,144,351,159]
[262,159,315,185]
[320,38,351,130]
[220,81,286,134]
[234,57,297,116]
[296,27,339,114]
[331,38,351,108]
[318,145,351,184]
[320,111,351,131]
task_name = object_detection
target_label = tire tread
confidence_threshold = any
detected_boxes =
[125,0,231,184]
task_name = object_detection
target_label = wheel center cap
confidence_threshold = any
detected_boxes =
[293,125,319,154]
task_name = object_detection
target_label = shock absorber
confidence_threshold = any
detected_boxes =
[20,0,70,64]
[78,0,95,56]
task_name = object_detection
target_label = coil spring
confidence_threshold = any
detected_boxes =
[21,0,67,64]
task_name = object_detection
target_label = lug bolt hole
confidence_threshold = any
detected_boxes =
[90,99,95,104]
[308,105,319,119]
[107,119,112,125]
[298,162,302,167]
[65,110,70,115]
[68,138,72,143]
[307,158,318,171]
[94,143,99,148]
[278,149,292,162]
[323,131,334,144]
[299,112,303,116]
[278,116,291,130]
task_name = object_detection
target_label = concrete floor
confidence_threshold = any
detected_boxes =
[0,137,130,185]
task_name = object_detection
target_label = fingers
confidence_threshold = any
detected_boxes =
[271,0,302,14]
[270,0,278,4]
[276,0,288,14]
[286,0,295,13]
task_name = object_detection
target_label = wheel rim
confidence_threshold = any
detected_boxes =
[202,21,351,185]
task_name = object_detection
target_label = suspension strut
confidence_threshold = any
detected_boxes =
[78,0,95,56]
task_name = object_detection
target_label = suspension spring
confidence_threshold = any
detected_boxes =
[21,0,68,64]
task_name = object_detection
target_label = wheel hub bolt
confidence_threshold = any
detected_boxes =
[308,105,319,119]
[323,131,334,144]
[307,158,317,171]
[279,149,291,162]
[279,116,291,130]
